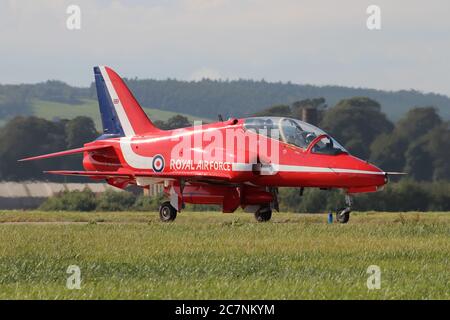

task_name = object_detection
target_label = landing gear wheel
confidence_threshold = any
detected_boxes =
[336,207,351,224]
[159,201,177,222]
[254,206,272,222]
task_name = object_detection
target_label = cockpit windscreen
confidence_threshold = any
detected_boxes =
[243,117,347,155]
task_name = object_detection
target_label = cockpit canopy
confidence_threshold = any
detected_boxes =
[244,117,347,155]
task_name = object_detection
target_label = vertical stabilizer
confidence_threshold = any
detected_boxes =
[94,66,160,137]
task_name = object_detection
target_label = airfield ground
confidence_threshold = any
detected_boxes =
[0,211,448,299]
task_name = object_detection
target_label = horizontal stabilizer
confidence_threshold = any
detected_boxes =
[18,145,112,162]
[45,169,233,181]
[44,170,132,178]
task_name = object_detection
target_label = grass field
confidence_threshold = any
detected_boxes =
[30,99,212,129]
[0,211,449,299]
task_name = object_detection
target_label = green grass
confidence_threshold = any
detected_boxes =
[31,99,212,130]
[0,211,449,299]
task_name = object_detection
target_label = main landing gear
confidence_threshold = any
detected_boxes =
[252,187,278,222]
[336,194,352,224]
[159,201,177,222]
[254,205,272,222]
[158,184,277,223]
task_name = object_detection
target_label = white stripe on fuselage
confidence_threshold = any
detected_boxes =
[119,138,153,169]
[99,66,135,137]
[117,143,384,175]
[232,163,384,175]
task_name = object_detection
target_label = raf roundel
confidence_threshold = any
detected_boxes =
[152,154,165,172]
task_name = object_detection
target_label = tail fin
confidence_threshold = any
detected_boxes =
[94,66,160,137]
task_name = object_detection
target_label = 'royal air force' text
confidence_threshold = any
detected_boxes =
[170,159,232,171]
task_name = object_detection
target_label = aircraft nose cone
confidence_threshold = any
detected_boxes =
[349,157,387,189]
[363,161,387,187]
[367,162,383,173]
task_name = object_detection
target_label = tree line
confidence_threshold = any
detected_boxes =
[0,114,192,181]
[1,97,448,184]
[1,77,450,123]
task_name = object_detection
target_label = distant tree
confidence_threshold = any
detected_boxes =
[421,123,450,181]
[320,97,393,159]
[65,116,99,149]
[32,80,83,104]
[153,120,166,130]
[166,115,191,129]
[370,107,447,180]
[0,117,66,180]
[0,89,31,118]
[427,181,450,210]
[154,115,192,130]
[253,105,292,117]
[0,116,101,181]
[404,137,434,181]
[370,133,406,172]
[291,98,327,123]
[395,107,442,140]
[252,99,327,125]
[292,98,327,110]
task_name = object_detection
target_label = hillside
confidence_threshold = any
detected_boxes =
[30,99,211,130]
[1,79,449,125]
[0,94,212,128]
[124,79,450,121]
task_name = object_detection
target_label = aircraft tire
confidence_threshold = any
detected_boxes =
[254,206,272,222]
[159,201,177,222]
[336,207,351,224]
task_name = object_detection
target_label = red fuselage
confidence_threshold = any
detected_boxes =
[82,117,386,195]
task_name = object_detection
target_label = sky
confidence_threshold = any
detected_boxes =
[0,0,449,96]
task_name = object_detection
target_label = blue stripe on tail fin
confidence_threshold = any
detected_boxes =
[93,66,125,138]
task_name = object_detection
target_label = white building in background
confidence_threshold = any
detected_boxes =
[0,182,163,209]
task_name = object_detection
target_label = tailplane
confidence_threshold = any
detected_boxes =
[94,66,160,137]
[18,144,112,162]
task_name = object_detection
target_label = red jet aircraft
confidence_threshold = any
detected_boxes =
[20,66,395,223]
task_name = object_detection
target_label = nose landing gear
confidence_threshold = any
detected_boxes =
[336,207,351,223]
[336,194,352,224]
